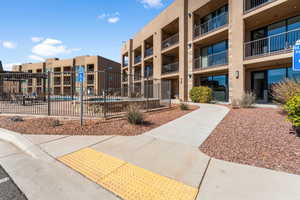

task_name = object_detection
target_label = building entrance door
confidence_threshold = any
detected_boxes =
[252,71,267,101]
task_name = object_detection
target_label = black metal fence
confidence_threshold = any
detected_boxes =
[0,71,171,119]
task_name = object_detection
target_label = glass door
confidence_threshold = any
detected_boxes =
[252,71,267,101]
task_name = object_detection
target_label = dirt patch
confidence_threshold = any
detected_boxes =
[0,105,198,136]
[200,107,300,175]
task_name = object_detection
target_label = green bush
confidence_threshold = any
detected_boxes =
[180,103,189,110]
[284,94,300,127]
[126,104,144,125]
[189,86,213,103]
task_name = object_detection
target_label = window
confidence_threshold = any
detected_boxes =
[201,40,228,68]
[287,67,300,80]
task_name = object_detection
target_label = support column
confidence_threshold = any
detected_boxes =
[228,0,245,102]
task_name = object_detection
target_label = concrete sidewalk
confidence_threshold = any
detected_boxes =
[1,103,300,200]
[0,140,120,200]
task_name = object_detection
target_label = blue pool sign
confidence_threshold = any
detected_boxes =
[293,40,300,72]
[76,66,85,82]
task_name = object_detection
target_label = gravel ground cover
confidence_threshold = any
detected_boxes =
[200,107,300,175]
[0,105,198,136]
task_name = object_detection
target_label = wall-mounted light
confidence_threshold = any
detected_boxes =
[188,13,192,18]
[188,43,192,49]
[235,70,239,79]
[188,74,192,79]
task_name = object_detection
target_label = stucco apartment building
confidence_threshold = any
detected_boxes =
[121,0,300,102]
[12,56,121,96]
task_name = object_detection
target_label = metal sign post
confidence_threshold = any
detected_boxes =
[293,40,300,72]
[77,66,85,126]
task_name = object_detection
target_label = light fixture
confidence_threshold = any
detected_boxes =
[188,13,192,18]
[188,74,192,79]
[235,70,239,79]
[188,43,192,49]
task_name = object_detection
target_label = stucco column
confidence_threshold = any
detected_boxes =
[187,9,195,102]
[228,0,245,101]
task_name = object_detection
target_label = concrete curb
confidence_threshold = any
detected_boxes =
[0,128,53,161]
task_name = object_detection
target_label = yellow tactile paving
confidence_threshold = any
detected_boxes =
[59,148,198,200]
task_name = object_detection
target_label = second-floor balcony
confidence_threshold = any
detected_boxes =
[194,50,228,70]
[162,33,179,50]
[162,62,179,74]
[194,12,228,38]
[134,56,141,64]
[244,28,300,58]
[145,47,153,58]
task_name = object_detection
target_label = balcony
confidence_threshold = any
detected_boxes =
[194,50,228,70]
[134,56,141,64]
[244,28,300,58]
[122,75,128,82]
[162,33,179,50]
[123,60,128,67]
[134,72,141,81]
[194,12,228,38]
[145,48,153,58]
[162,62,179,74]
[244,0,276,12]
[144,66,153,78]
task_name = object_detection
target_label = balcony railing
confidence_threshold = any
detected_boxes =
[64,80,71,85]
[162,62,179,74]
[244,0,276,12]
[162,33,179,50]
[194,50,228,70]
[145,47,153,58]
[194,12,228,38]
[122,75,128,82]
[244,28,300,58]
[134,72,141,81]
[87,79,94,85]
[123,60,128,67]
[134,56,141,64]
[144,67,153,78]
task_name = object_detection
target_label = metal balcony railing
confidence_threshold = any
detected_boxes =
[244,0,276,12]
[123,60,128,67]
[162,33,179,50]
[54,81,61,86]
[194,12,228,38]
[145,48,153,58]
[87,79,94,85]
[64,80,71,85]
[162,62,179,74]
[134,73,141,81]
[122,75,128,82]
[27,80,33,86]
[134,56,141,64]
[144,67,153,78]
[244,28,300,58]
[194,50,228,70]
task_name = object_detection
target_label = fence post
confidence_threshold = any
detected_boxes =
[80,80,84,126]
[47,71,51,116]
[103,70,107,119]
[168,81,171,108]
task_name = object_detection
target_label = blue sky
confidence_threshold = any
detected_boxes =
[0,0,173,70]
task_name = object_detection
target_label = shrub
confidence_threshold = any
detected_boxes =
[180,103,189,110]
[271,79,300,104]
[240,92,256,108]
[189,86,213,103]
[126,104,144,125]
[10,116,24,122]
[284,94,300,127]
[51,119,60,127]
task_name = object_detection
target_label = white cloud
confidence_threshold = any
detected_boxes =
[107,17,120,24]
[31,38,80,57]
[28,55,45,62]
[2,63,21,71]
[2,41,17,49]
[31,37,44,43]
[97,12,120,24]
[140,0,163,8]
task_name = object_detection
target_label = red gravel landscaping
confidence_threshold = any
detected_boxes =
[200,107,300,175]
[0,105,198,136]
